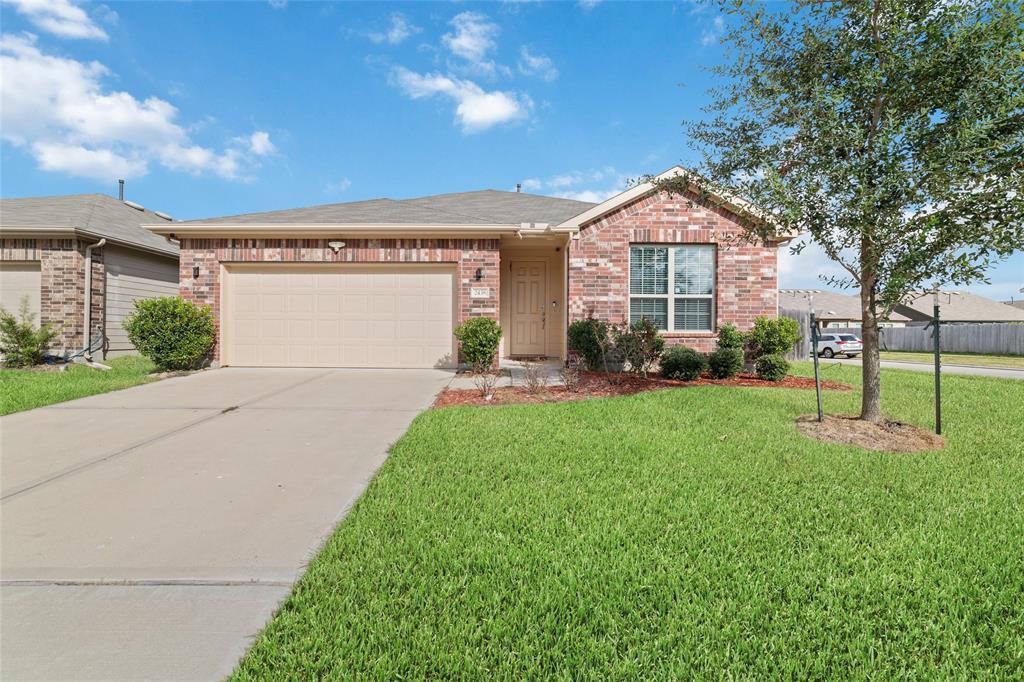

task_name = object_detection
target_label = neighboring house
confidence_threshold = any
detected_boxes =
[0,194,180,358]
[779,290,910,328]
[894,291,1024,324]
[146,166,789,369]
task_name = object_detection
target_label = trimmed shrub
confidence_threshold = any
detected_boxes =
[567,318,607,371]
[0,296,57,368]
[660,346,707,381]
[747,316,801,358]
[123,297,216,371]
[716,322,746,350]
[615,317,665,377]
[708,347,743,379]
[453,316,502,370]
[755,353,790,382]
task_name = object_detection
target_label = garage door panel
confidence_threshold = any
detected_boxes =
[226,266,455,368]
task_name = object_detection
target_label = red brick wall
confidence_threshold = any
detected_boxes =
[1,238,105,353]
[177,238,501,361]
[567,191,778,352]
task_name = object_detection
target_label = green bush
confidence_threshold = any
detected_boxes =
[123,297,216,371]
[660,346,707,381]
[615,318,665,377]
[716,323,746,350]
[453,316,502,370]
[708,347,743,379]
[0,297,58,368]
[747,316,801,358]
[755,353,790,382]
[567,318,607,371]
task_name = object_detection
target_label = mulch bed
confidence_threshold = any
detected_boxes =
[434,371,852,408]
[796,414,944,452]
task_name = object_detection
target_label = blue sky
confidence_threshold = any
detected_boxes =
[1,0,1020,301]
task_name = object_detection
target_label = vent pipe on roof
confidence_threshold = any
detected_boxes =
[516,183,521,193]
[118,179,124,201]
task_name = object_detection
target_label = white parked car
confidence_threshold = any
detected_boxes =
[816,333,863,358]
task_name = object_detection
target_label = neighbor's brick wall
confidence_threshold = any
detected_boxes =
[568,191,778,352]
[178,238,501,361]
[1,238,105,352]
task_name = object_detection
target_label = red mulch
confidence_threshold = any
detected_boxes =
[434,371,852,408]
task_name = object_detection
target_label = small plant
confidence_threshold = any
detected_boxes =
[660,346,707,381]
[567,318,606,371]
[596,321,628,384]
[0,297,58,368]
[615,318,665,377]
[521,360,548,394]
[559,362,581,393]
[453,317,502,371]
[123,297,215,371]
[747,316,802,358]
[473,370,498,399]
[755,353,790,382]
[716,323,746,351]
[708,347,743,379]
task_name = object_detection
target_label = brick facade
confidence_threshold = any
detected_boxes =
[1,238,105,352]
[177,238,501,362]
[568,191,778,352]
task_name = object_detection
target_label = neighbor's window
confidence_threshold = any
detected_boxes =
[629,245,714,331]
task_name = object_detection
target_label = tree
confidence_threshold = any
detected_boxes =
[658,0,1024,422]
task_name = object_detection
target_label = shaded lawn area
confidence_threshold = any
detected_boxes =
[234,363,1024,679]
[879,350,1024,370]
[0,355,156,415]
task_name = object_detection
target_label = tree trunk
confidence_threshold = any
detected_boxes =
[859,287,882,423]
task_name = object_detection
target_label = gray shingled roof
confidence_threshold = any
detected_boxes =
[0,194,178,255]
[177,190,596,227]
[779,290,912,322]
[896,291,1024,322]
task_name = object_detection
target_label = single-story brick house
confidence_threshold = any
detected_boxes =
[0,194,179,359]
[147,167,789,368]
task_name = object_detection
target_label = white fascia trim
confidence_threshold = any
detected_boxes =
[0,226,179,258]
[556,165,797,242]
[143,223,574,238]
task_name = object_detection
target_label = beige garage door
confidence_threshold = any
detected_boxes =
[0,262,41,320]
[225,265,455,368]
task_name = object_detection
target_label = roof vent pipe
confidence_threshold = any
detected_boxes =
[516,183,521,193]
[118,179,124,201]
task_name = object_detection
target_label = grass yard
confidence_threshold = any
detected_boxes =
[234,363,1024,679]
[0,355,157,415]
[879,350,1024,370]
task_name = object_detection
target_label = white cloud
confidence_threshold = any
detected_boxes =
[369,13,422,45]
[390,66,531,133]
[6,0,109,41]
[515,167,628,201]
[518,47,558,82]
[778,240,854,289]
[0,33,273,181]
[577,0,602,9]
[442,11,506,76]
[268,0,287,8]
[700,15,725,46]
[326,178,352,193]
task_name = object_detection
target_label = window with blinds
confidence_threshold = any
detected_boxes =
[629,245,715,331]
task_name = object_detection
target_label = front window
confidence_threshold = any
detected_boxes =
[629,245,715,331]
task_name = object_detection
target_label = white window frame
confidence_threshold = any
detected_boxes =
[629,244,716,332]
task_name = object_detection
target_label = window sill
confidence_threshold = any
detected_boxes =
[661,331,716,337]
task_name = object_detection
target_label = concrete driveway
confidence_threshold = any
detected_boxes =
[1,368,452,681]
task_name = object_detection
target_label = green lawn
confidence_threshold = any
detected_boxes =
[879,350,1024,370]
[234,363,1024,679]
[0,355,157,415]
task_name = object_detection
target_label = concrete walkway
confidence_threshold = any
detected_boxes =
[832,357,1024,380]
[1,367,452,681]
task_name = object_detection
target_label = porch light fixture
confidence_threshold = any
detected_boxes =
[328,240,346,253]
[475,267,483,281]
[192,266,200,279]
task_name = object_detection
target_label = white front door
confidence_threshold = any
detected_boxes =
[509,260,546,356]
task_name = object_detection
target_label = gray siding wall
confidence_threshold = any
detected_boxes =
[104,246,179,356]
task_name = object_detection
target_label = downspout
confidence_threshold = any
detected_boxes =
[83,238,106,361]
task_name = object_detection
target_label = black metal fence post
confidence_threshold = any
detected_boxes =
[933,303,941,435]
[810,312,823,422]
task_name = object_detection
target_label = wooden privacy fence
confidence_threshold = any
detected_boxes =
[840,323,1024,355]
[780,308,812,360]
